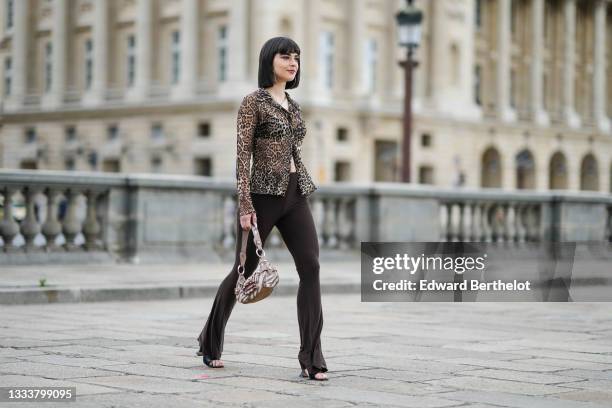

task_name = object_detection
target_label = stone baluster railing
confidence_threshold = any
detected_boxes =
[2,170,611,264]
[0,182,108,253]
[439,197,545,243]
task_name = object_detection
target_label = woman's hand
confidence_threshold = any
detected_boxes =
[240,211,257,231]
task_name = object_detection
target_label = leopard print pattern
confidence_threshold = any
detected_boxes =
[236,88,318,216]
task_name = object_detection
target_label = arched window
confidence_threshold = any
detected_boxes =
[580,154,599,191]
[516,149,535,189]
[548,152,568,190]
[481,147,502,188]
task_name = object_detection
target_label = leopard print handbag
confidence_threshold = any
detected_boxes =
[234,221,279,304]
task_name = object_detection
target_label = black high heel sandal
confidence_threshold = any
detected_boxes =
[203,355,224,368]
[299,368,328,381]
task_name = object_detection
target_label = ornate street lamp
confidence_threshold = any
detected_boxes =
[396,0,423,183]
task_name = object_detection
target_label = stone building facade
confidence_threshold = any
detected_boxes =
[0,0,610,192]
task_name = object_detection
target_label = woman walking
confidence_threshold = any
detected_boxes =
[196,37,329,381]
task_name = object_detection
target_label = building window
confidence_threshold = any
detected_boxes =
[103,159,120,173]
[151,123,164,140]
[418,166,434,184]
[45,42,52,92]
[336,127,348,142]
[84,38,93,90]
[474,65,481,106]
[194,157,212,176]
[364,38,377,93]
[198,122,210,138]
[24,128,36,144]
[127,34,136,87]
[107,124,119,141]
[475,0,482,29]
[151,156,163,173]
[481,147,502,188]
[87,151,98,169]
[20,160,37,170]
[6,0,14,30]
[65,157,76,171]
[65,126,76,142]
[4,57,11,96]
[450,44,460,85]
[421,133,432,147]
[516,149,536,189]
[374,140,399,182]
[320,31,334,89]
[218,25,227,82]
[334,161,351,182]
[171,30,181,85]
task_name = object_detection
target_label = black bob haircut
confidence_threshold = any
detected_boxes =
[258,37,301,89]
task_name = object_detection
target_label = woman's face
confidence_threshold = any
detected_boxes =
[272,52,299,84]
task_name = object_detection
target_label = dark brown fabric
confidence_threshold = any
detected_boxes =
[236,88,318,216]
[197,173,327,375]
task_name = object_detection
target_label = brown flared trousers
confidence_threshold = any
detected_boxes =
[197,172,328,375]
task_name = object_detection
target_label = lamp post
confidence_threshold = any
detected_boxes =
[396,0,423,183]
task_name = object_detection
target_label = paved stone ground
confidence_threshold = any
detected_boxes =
[1,293,612,407]
[0,259,362,304]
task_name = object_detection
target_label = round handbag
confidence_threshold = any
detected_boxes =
[234,221,279,304]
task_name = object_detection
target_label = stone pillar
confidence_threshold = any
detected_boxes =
[563,0,580,128]
[390,0,405,102]
[127,0,152,101]
[84,0,108,106]
[7,0,28,110]
[350,0,366,98]
[593,0,610,132]
[175,0,198,99]
[496,0,516,122]
[219,0,249,97]
[463,0,482,119]
[42,0,67,108]
[531,0,549,125]
[305,0,327,102]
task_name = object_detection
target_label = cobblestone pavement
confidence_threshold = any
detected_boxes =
[1,293,612,407]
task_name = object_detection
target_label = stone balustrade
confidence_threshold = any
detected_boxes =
[1,170,611,264]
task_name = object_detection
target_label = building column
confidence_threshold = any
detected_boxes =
[127,0,152,101]
[593,0,610,132]
[219,0,249,97]
[563,0,580,128]
[350,0,366,98]
[531,0,549,125]
[41,0,67,108]
[84,0,108,106]
[175,0,198,99]
[390,0,405,102]
[496,0,516,122]
[305,0,329,102]
[7,0,29,110]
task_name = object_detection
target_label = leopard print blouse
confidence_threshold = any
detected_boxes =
[236,87,318,216]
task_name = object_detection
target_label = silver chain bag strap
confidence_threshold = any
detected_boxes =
[234,221,279,304]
